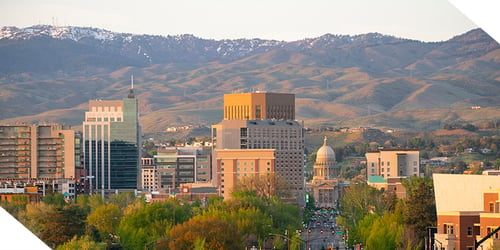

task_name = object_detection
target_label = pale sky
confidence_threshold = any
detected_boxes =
[0,0,481,42]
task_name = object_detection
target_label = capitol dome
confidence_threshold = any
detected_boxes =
[316,137,336,165]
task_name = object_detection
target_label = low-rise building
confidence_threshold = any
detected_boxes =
[367,176,407,199]
[0,186,40,203]
[366,149,420,179]
[154,147,211,193]
[433,174,500,250]
[216,149,275,200]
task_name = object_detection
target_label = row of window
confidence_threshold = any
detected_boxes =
[371,161,418,167]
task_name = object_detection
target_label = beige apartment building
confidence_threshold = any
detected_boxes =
[0,124,76,180]
[365,149,420,179]
[216,149,275,200]
[141,157,157,192]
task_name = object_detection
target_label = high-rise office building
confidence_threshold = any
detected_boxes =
[0,124,76,180]
[212,92,305,207]
[83,82,141,192]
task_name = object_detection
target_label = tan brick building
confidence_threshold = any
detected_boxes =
[216,149,275,200]
[366,149,420,179]
[0,124,76,180]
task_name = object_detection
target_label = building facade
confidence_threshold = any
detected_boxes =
[212,92,305,207]
[154,147,211,192]
[141,157,157,192]
[433,174,500,250]
[223,92,295,120]
[365,149,420,179]
[216,149,275,200]
[83,85,141,192]
[0,124,76,181]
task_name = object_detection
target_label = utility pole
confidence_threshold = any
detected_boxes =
[475,226,500,249]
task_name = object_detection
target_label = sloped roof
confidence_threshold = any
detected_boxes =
[0,207,51,250]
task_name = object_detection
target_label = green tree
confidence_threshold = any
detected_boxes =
[56,235,105,250]
[167,215,243,250]
[403,177,436,247]
[42,193,66,207]
[21,203,87,248]
[339,183,386,246]
[493,158,500,170]
[108,192,137,208]
[87,203,122,245]
[0,195,29,218]
[118,201,179,250]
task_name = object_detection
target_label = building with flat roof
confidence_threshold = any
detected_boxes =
[154,147,211,193]
[141,158,157,192]
[83,81,141,193]
[0,124,77,181]
[433,174,500,250]
[223,92,295,120]
[212,119,305,206]
[213,92,305,206]
[216,149,275,200]
[365,149,420,179]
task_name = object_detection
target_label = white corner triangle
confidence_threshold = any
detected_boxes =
[448,0,500,43]
[0,207,51,250]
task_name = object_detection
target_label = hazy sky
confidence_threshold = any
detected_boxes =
[0,0,480,42]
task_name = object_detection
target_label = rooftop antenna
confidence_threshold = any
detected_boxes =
[128,75,135,99]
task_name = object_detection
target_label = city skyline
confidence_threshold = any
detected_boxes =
[0,0,482,42]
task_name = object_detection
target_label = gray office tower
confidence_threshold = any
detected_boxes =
[83,81,141,193]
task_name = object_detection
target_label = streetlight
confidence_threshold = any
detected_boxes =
[86,175,94,195]
[306,229,311,250]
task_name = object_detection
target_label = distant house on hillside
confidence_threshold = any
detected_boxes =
[480,148,492,154]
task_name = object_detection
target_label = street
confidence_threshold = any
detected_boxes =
[302,210,346,250]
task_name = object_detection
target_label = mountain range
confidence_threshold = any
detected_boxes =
[0,25,499,133]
